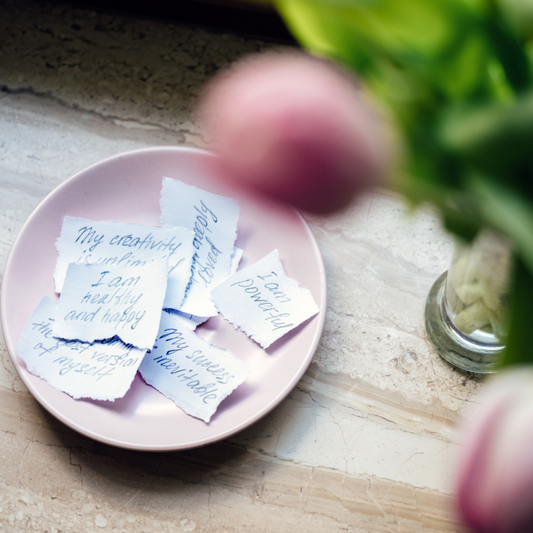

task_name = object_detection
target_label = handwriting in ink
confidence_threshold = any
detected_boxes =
[31,319,55,338]
[30,334,139,381]
[230,276,294,332]
[151,354,220,404]
[81,287,142,307]
[91,270,140,288]
[192,201,217,250]
[158,328,189,354]
[108,233,182,256]
[76,252,147,269]
[75,226,105,252]
[62,269,147,330]
[192,237,223,288]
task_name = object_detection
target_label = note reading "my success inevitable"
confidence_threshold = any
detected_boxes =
[139,310,250,422]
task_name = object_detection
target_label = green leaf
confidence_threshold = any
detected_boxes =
[399,174,481,241]
[439,93,533,180]
[467,174,533,275]
[495,0,533,40]
[275,0,502,96]
[274,0,374,70]
[484,17,530,92]
[499,256,533,367]
[434,32,488,100]
[277,0,474,60]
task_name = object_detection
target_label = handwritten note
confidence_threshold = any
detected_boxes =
[53,260,168,350]
[16,177,322,418]
[16,297,145,401]
[139,310,250,423]
[55,217,194,310]
[160,177,239,317]
[211,250,319,348]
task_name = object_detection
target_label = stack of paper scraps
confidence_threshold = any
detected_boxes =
[16,177,319,423]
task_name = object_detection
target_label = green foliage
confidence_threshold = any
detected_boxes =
[499,257,533,367]
[275,0,533,367]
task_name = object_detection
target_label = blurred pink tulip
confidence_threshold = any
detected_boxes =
[456,367,533,532]
[199,52,388,214]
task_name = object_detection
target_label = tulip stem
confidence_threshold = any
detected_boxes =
[499,256,533,367]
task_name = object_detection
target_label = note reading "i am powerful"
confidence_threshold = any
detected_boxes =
[211,250,319,348]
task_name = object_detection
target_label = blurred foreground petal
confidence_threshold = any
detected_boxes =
[199,52,390,214]
[456,367,533,532]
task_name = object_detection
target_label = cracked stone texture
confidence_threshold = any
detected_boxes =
[0,1,481,531]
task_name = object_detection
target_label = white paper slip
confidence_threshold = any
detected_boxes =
[139,310,250,423]
[230,247,243,275]
[211,250,319,349]
[160,177,240,317]
[53,259,168,350]
[54,217,194,310]
[16,297,146,401]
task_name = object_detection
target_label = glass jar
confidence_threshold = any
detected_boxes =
[425,229,513,373]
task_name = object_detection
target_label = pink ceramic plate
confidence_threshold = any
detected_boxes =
[1,146,326,450]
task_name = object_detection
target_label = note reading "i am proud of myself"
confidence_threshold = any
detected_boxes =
[139,310,250,422]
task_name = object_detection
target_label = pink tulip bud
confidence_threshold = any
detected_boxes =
[456,367,533,532]
[198,52,388,214]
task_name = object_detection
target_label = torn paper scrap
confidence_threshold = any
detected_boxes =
[160,177,239,317]
[54,217,194,309]
[16,297,145,401]
[230,247,243,276]
[53,259,168,350]
[211,249,319,348]
[139,310,250,423]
